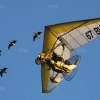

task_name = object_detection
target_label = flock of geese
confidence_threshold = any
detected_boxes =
[0,32,42,77]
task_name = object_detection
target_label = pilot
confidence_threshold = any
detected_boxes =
[49,58,75,73]
[51,52,64,62]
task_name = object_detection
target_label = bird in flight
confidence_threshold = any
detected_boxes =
[33,32,42,41]
[8,40,17,50]
[0,67,8,77]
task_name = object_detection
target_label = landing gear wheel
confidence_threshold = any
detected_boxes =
[50,77,58,83]
[50,77,55,83]
[35,58,41,65]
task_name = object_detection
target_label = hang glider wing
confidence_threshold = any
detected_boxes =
[42,18,100,93]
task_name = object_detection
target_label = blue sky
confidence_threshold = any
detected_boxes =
[0,0,100,100]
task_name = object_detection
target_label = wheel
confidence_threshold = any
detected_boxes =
[35,58,41,65]
[50,77,56,83]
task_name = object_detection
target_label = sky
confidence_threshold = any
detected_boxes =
[0,0,100,100]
